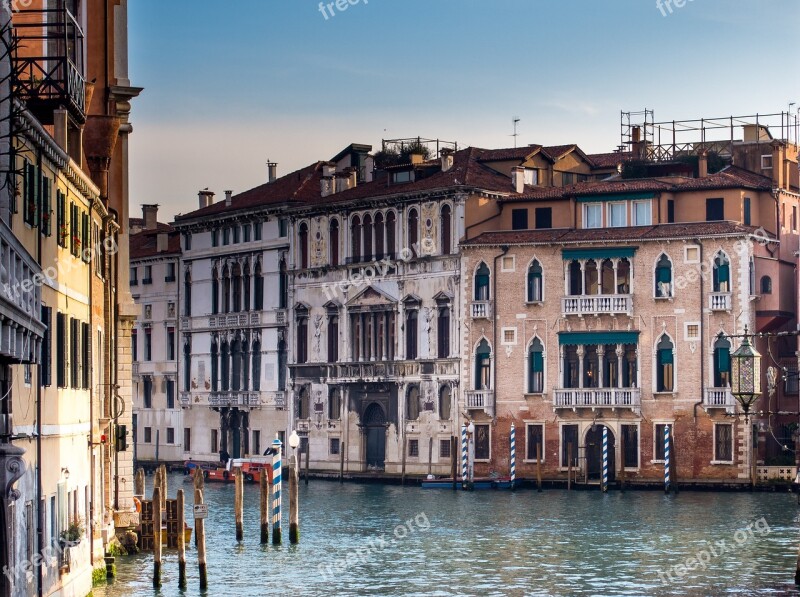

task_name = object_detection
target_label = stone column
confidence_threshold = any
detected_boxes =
[616,345,624,388]
[0,442,25,597]
[580,261,586,296]
[597,345,605,388]
[577,346,585,389]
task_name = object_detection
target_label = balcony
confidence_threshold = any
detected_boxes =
[704,387,735,412]
[470,301,493,319]
[209,392,261,408]
[709,292,732,312]
[562,295,632,317]
[554,388,641,412]
[465,390,493,410]
[12,2,86,124]
[179,392,191,406]
[274,391,286,408]
[327,360,420,381]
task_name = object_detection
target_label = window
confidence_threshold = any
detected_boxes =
[502,328,517,345]
[632,200,651,226]
[328,388,341,419]
[475,339,491,390]
[743,197,751,226]
[330,438,340,455]
[329,219,340,266]
[714,423,733,462]
[527,260,543,302]
[56,190,66,247]
[296,387,310,420]
[656,335,674,392]
[256,260,266,310]
[166,380,175,409]
[41,306,52,387]
[165,262,176,282]
[511,209,528,230]
[393,170,412,184]
[374,212,385,259]
[183,337,192,391]
[620,425,638,468]
[437,304,450,358]
[350,215,361,262]
[712,252,730,292]
[142,265,152,284]
[761,155,773,170]
[144,427,152,443]
[211,429,218,454]
[607,202,626,227]
[501,256,515,272]
[713,336,731,387]
[439,386,451,420]
[535,207,552,229]
[362,214,373,260]
[167,327,175,360]
[242,224,250,243]
[223,227,230,245]
[211,267,219,314]
[184,233,192,250]
[785,366,798,395]
[23,160,38,227]
[143,377,152,409]
[526,424,544,461]
[406,386,420,420]
[184,269,192,316]
[524,168,538,185]
[327,313,339,362]
[706,198,724,222]
[408,208,419,257]
[69,203,79,256]
[166,428,175,445]
[667,199,675,223]
[144,328,152,361]
[41,177,51,236]
[561,172,574,186]
[211,229,219,247]
[474,262,490,300]
[405,309,418,360]
[233,226,240,244]
[439,439,451,458]
[81,323,89,389]
[299,222,309,269]
[386,211,396,258]
[583,203,602,228]
[296,312,308,364]
[655,254,672,298]
[685,323,700,341]
[250,430,260,456]
[184,428,192,452]
[474,424,490,460]
[254,340,263,392]
[528,338,544,393]
[131,329,138,363]
[69,318,78,388]
[440,205,452,254]
[654,424,667,461]
[277,219,287,238]
[408,439,419,457]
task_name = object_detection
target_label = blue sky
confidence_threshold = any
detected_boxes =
[128,0,800,220]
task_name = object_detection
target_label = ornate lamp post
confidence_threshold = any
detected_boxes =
[730,326,762,489]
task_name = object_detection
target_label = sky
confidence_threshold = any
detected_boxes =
[128,0,800,222]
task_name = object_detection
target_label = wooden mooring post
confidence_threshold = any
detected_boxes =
[339,441,345,484]
[134,467,145,497]
[177,489,187,589]
[450,436,457,491]
[160,465,168,507]
[536,444,542,492]
[152,486,162,588]
[401,437,407,486]
[260,468,270,544]
[235,466,244,541]
[567,443,573,490]
[194,473,208,590]
[289,458,299,544]
[304,443,310,486]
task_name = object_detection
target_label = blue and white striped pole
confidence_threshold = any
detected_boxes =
[601,425,609,493]
[460,423,467,488]
[272,436,282,544]
[664,424,671,494]
[509,423,516,490]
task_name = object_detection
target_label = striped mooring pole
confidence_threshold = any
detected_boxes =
[664,424,671,494]
[460,423,467,487]
[601,425,609,493]
[272,436,283,544]
[509,423,516,490]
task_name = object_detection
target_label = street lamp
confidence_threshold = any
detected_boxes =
[730,326,762,417]
[289,430,300,467]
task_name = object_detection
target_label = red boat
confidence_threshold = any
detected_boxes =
[195,457,274,484]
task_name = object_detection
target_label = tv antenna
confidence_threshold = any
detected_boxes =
[512,117,521,148]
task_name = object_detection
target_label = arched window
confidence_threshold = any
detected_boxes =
[297,387,309,420]
[568,261,582,296]
[617,258,631,293]
[527,260,543,302]
[713,252,730,292]
[405,309,418,360]
[528,338,544,393]
[253,339,262,391]
[475,339,491,389]
[296,310,308,364]
[221,340,230,391]
[274,339,284,392]
[351,215,361,262]
[713,335,731,387]
[255,260,265,310]
[761,275,772,294]
[328,388,341,420]
[183,337,191,391]
[386,211,396,258]
[439,385,451,420]
[327,313,339,363]
[277,258,286,310]
[441,204,452,254]
[211,266,219,314]
[184,269,192,316]
[474,263,490,300]
[299,222,309,269]
[655,254,672,298]
[600,259,615,294]
[585,259,598,294]
[363,214,373,260]
[437,302,450,358]
[374,212,384,259]
[210,338,218,392]
[241,337,250,391]
[232,263,242,312]
[231,337,242,391]
[222,266,231,313]
[243,262,251,311]
[329,219,340,266]
[406,385,420,421]
[408,208,419,257]
[656,335,674,392]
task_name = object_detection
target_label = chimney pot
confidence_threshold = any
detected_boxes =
[198,190,215,209]
[142,204,159,231]
[322,163,336,178]
[225,190,233,207]
[697,150,709,178]
[268,162,278,183]
[321,177,334,198]
[440,148,454,172]
[511,166,525,194]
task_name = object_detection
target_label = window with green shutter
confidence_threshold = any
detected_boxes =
[23,160,38,227]
[656,335,674,392]
[81,212,90,261]
[528,338,544,393]
[41,177,52,236]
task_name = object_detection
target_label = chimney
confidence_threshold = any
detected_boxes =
[410,151,424,165]
[440,148,454,172]
[225,190,233,207]
[322,162,336,178]
[334,172,350,194]
[142,204,159,231]
[511,166,525,194]
[697,150,708,178]
[268,162,278,183]
[771,141,786,189]
[198,190,215,209]
[346,167,357,189]
[157,233,168,253]
[321,177,334,198]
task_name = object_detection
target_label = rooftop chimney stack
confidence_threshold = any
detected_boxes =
[440,148,454,172]
[511,166,525,194]
[321,177,333,198]
[697,150,709,178]
[142,204,159,231]
[268,162,278,183]
[198,190,215,209]
[225,190,233,207]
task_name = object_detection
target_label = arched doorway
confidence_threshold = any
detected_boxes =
[363,403,386,470]
[586,424,615,481]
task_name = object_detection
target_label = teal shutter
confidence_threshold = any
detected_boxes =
[659,348,673,365]
[656,266,671,284]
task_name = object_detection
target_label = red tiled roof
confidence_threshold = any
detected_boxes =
[588,151,635,169]
[477,145,543,162]
[541,144,578,161]
[462,221,767,247]
[130,224,182,259]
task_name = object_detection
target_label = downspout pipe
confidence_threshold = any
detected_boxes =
[36,149,43,597]
[492,245,510,420]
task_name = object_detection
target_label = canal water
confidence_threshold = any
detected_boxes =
[97,474,800,596]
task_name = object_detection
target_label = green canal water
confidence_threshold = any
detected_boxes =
[97,474,800,596]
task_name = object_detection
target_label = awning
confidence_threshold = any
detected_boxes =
[576,192,657,203]
[558,331,640,346]
[562,247,637,260]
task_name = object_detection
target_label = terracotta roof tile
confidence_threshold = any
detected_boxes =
[477,145,542,162]
[130,224,182,259]
[587,151,635,169]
